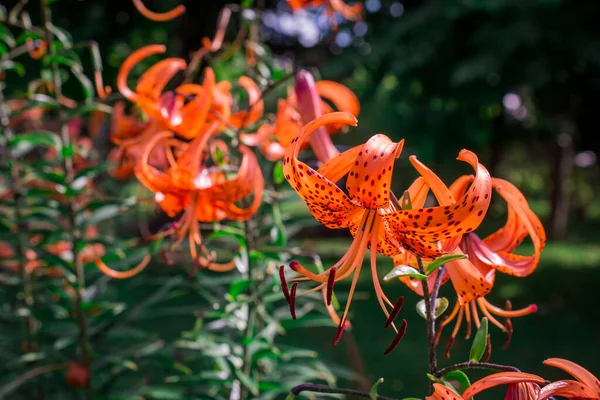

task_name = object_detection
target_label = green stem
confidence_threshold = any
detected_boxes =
[290,383,397,400]
[240,217,259,400]
[41,1,92,397]
[0,75,37,357]
[435,361,520,378]
[416,256,437,376]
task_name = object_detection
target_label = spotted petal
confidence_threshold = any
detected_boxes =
[538,380,599,400]
[461,372,545,400]
[543,358,600,394]
[445,249,494,304]
[282,112,359,229]
[345,134,404,209]
[385,150,492,259]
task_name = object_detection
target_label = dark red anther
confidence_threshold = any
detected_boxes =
[289,260,300,271]
[289,282,298,320]
[383,319,408,355]
[279,265,291,303]
[384,296,404,328]
[326,267,336,306]
[445,336,455,359]
[332,316,348,346]
[482,334,492,362]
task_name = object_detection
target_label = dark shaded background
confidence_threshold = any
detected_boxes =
[5,0,598,397]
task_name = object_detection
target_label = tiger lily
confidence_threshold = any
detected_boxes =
[118,45,263,138]
[241,70,359,162]
[396,173,545,356]
[428,372,545,400]
[96,122,264,278]
[280,112,492,349]
[287,0,363,23]
[539,358,600,400]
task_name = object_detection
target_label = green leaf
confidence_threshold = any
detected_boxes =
[273,161,284,184]
[383,265,427,281]
[227,279,252,301]
[234,369,259,396]
[415,297,449,320]
[0,60,25,76]
[284,394,297,400]
[71,67,94,100]
[8,131,61,151]
[370,377,384,400]
[0,42,7,56]
[425,254,467,275]
[42,54,78,69]
[469,317,489,362]
[442,370,471,394]
[0,24,16,47]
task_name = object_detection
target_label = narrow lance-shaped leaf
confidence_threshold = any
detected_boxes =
[470,317,489,361]
[370,377,385,400]
[425,253,467,275]
[384,265,427,281]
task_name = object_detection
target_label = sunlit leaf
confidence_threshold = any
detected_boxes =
[415,297,449,320]
[470,317,488,362]
[383,265,427,281]
[442,370,471,394]
[425,254,467,275]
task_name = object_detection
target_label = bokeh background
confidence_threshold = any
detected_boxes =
[5,0,600,397]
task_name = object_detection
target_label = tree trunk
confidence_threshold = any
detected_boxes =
[549,121,576,240]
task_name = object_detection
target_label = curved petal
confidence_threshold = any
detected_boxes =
[175,69,216,138]
[132,0,185,21]
[426,383,462,400]
[274,99,302,148]
[445,249,495,304]
[316,81,360,117]
[543,358,600,393]
[485,178,546,277]
[328,0,363,20]
[461,372,545,400]
[384,150,492,259]
[133,130,176,194]
[345,135,404,209]
[117,44,167,101]
[283,112,360,229]
[170,121,221,190]
[240,124,274,147]
[230,76,264,128]
[538,380,599,400]
[135,58,187,105]
[317,144,362,183]
[208,146,263,207]
[405,177,430,209]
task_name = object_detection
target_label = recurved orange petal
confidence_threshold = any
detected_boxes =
[461,372,545,400]
[538,380,599,400]
[117,44,167,102]
[385,150,492,259]
[345,134,404,209]
[283,112,359,229]
[426,383,462,400]
[445,249,495,304]
[543,358,600,394]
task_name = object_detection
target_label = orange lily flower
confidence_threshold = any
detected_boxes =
[428,372,545,400]
[287,0,363,23]
[539,358,600,400]
[118,45,263,137]
[241,70,360,162]
[396,173,545,355]
[280,112,492,349]
[96,122,264,278]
